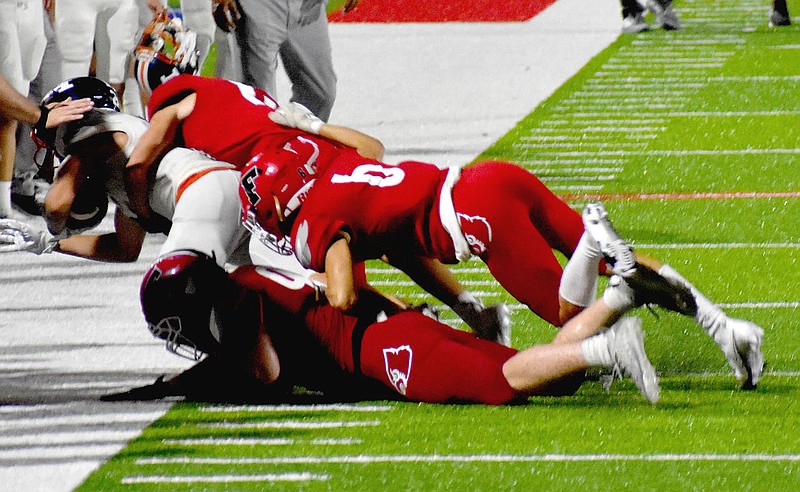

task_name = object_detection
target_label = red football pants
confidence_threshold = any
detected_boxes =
[359,311,521,405]
[453,161,584,327]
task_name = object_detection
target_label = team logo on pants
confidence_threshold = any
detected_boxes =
[457,213,493,255]
[383,345,413,396]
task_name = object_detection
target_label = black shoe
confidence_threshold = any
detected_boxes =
[770,0,791,26]
[11,192,42,216]
[623,263,698,317]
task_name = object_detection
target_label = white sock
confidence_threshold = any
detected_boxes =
[581,331,613,366]
[558,233,601,307]
[658,264,726,336]
[602,276,635,312]
[0,181,11,216]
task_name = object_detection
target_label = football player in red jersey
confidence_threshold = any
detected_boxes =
[125,74,514,346]
[240,127,764,390]
[120,249,662,404]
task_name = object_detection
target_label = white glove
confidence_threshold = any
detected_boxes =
[175,31,199,73]
[269,102,324,134]
[0,219,58,254]
[713,317,765,389]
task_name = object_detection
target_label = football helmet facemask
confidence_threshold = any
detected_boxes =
[134,9,200,97]
[140,250,229,360]
[239,137,320,255]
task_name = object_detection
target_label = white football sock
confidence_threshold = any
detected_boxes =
[0,181,11,216]
[602,276,636,312]
[659,264,726,336]
[558,233,601,307]
[581,330,613,366]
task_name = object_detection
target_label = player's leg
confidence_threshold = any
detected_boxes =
[0,0,46,218]
[236,0,286,100]
[505,286,659,402]
[180,0,216,70]
[454,161,586,326]
[359,312,522,405]
[12,11,61,216]
[652,259,764,389]
[281,0,337,121]
[156,167,249,267]
[104,0,139,97]
[55,0,101,80]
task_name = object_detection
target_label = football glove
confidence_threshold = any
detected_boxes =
[0,219,58,254]
[269,102,324,134]
[452,292,512,346]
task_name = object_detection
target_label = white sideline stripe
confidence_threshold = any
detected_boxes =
[121,473,329,484]
[162,438,362,446]
[528,149,800,156]
[0,430,139,446]
[0,445,127,460]
[198,420,381,430]
[136,453,800,466]
[0,411,166,429]
[199,404,392,412]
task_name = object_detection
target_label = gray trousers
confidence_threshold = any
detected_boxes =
[236,0,336,121]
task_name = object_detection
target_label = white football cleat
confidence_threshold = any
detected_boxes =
[582,202,637,276]
[607,317,660,403]
[711,317,765,389]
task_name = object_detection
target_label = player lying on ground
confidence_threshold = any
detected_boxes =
[240,103,765,389]
[0,76,298,273]
[125,73,513,344]
[118,246,675,404]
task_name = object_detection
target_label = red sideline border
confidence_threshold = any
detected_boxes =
[329,0,557,23]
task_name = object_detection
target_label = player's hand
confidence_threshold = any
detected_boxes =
[37,97,93,131]
[0,219,58,254]
[269,102,324,134]
[175,31,199,71]
[212,0,241,32]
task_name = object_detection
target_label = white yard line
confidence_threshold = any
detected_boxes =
[136,453,800,465]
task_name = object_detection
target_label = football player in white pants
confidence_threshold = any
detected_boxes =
[0,77,311,277]
[0,0,47,218]
[55,0,139,96]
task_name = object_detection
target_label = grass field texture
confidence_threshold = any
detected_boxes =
[81,0,799,489]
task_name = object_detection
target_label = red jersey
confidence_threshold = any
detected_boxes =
[147,75,341,168]
[289,156,461,272]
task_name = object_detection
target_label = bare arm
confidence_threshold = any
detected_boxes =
[0,74,39,124]
[324,236,358,311]
[318,124,385,161]
[54,209,146,262]
[43,155,86,234]
[126,94,195,219]
[384,254,465,307]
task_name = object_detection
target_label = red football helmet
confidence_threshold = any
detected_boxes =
[239,137,320,255]
[140,250,230,360]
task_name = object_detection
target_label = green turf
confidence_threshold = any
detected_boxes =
[81,0,800,489]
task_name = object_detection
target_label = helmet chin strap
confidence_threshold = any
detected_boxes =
[273,194,286,223]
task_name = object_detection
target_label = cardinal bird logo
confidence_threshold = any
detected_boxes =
[382,345,413,396]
